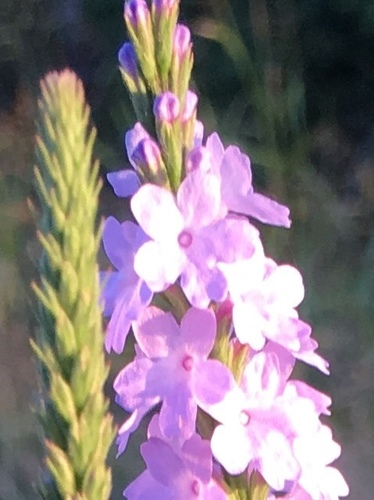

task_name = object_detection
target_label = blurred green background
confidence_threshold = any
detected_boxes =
[1,0,374,498]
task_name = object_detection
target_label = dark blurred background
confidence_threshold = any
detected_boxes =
[1,0,374,498]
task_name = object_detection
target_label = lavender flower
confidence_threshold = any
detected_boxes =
[114,307,216,449]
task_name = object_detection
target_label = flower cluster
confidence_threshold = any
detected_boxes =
[102,1,349,498]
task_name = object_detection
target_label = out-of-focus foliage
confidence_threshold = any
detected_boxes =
[1,0,374,498]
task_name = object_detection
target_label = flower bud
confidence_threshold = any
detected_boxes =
[153,0,179,15]
[125,122,151,163]
[124,0,150,30]
[173,24,191,59]
[118,42,138,81]
[131,138,169,187]
[153,92,180,123]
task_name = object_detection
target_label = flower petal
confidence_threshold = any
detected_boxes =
[179,308,216,359]
[131,184,184,241]
[107,169,141,197]
[177,169,221,229]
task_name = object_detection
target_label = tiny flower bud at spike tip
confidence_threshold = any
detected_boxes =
[124,0,158,92]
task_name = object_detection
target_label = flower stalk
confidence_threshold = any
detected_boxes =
[32,70,115,499]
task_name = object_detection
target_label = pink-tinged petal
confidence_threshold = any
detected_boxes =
[180,307,216,357]
[192,359,244,424]
[107,169,140,197]
[105,280,153,354]
[102,217,131,270]
[124,470,170,500]
[194,120,204,147]
[177,170,221,229]
[142,438,185,486]
[318,467,349,498]
[131,184,184,240]
[134,240,185,291]
[218,249,265,299]
[160,383,196,440]
[133,306,179,358]
[233,301,266,351]
[105,299,132,354]
[263,343,295,384]
[242,352,281,404]
[147,414,164,440]
[206,132,225,176]
[287,381,331,416]
[207,216,261,264]
[232,192,291,228]
[116,405,152,456]
[211,423,253,475]
[295,350,330,375]
[180,262,211,308]
[114,357,155,410]
[258,431,300,491]
[202,481,228,500]
[125,122,151,167]
[220,146,252,200]
[182,434,212,483]
[265,265,304,308]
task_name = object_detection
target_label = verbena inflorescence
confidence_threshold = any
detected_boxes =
[102,1,349,498]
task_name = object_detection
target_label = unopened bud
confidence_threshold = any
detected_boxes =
[124,0,158,91]
[125,122,151,166]
[124,0,150,30]
[173,24,191,59]
[131,138,169,187]
[154,92,180,123]
[118,42,138,81]
[154,0,179,15]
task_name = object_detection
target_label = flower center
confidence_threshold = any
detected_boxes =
[178,230,193,248]
[239,410,251,426]
[182,354,194,372]
[191,479,201,496]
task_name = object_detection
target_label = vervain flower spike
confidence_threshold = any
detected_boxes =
[101,1,350,499]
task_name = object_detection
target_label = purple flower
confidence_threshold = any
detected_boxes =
[220,255,329,373]
[114,306,216,451]
[203,132,291,227]
[192,352,326,491]
[101,217,152,354]
[124,432,227,499]
[131,168,261,306]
